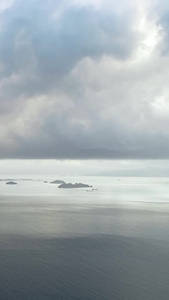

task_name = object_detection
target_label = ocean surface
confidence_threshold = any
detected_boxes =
[1,176,169,299]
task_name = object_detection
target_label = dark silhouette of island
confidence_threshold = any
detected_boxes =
[50,180,65,184]
[43,181,48,183]
[58,183,92,189]
[6,181,17,185]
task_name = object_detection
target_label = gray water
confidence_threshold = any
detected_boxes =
[1,176,169,299]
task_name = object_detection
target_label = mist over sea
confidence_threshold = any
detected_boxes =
[1,176,169,299]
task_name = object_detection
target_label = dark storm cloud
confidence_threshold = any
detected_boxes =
[3,107,169,160]
[0,0,136,101]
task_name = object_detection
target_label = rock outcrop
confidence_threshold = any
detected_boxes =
[50,180,65,184]
[58,183,92,189]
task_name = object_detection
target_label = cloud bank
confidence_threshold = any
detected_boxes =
[0,0,169,159]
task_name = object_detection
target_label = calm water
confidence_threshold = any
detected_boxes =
[1,176,169,299]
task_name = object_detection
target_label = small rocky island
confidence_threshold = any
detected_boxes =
[58,183,92,189]
[50,180,65,184]
[6,181,17,185]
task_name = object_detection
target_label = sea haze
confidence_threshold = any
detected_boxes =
[1,176,169,299]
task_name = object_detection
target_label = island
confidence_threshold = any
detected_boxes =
[6,181,17,185]
[58,183,92,189]
[50,180,65,184]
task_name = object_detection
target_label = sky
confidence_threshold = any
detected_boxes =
[0,0,169,175]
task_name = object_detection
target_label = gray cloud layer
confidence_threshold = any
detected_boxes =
[0,0,169,159]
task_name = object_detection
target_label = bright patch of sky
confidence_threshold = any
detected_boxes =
[0,159,169,177]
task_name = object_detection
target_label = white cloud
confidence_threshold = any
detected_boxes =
[0,0,14,11]
[0,0,169,159]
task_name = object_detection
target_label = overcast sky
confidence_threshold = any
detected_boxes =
[0,0,169,163]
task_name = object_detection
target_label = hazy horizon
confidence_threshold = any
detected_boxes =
[1,159,169,177]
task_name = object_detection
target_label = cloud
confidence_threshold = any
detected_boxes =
[0,0,169,159]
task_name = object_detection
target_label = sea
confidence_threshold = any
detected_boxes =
[1,175,169,299]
